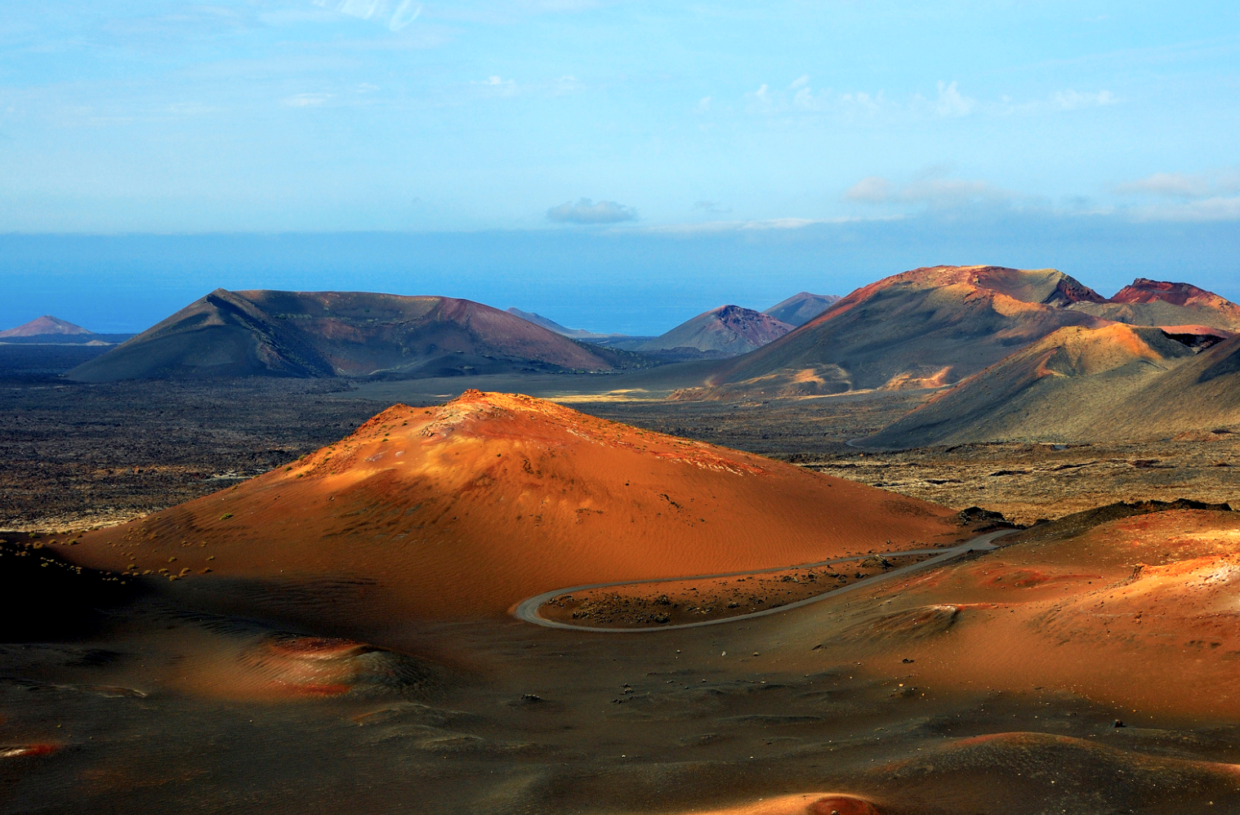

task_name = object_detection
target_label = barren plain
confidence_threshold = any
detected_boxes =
[3,348,1240,814]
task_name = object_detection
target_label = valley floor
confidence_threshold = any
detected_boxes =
[3,373,1239,814]
[2,376,1234,531]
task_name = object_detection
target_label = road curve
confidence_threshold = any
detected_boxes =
[512,528,1016,633]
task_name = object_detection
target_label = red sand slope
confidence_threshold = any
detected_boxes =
[1070,278,1240,331]
[777,507,1240,719]
[67,392,963,625]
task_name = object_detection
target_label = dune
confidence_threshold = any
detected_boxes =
[865,324,1239,447]
[762,293,842,327]
[64,391,963,629]
[703,266,1109,398]
[67,290,636,382]
[637,305,795,357]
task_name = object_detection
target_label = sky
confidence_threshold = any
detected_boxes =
[1,2,1239,333]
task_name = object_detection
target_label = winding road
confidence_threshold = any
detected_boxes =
[513,529,1015,633]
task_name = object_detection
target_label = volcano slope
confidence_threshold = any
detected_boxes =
[64,390,964,632]
[0,315,94,338]
[67,289,634,382]
[762,292,842,327]
[636,305,794,357]
[700,265,1108,398]
[865,324,1240,448]
[1068,278,1240,331]
[19,485,1240,813]
[768,502,1240,721]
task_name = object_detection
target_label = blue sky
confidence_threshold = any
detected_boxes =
[1,2,1239,332]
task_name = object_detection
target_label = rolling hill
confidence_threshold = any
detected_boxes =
[68,290,636,382]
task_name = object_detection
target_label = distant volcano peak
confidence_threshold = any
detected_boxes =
[0,315,94,338]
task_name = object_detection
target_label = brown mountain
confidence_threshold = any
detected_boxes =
[1068,278,1240,330]
[703,266,1109,397]
[65,391,962,625]
[68,290,635,382]
[0,315,93,338]
[636,305,794,357]
[761,292,842,326]
[863,323,1218,447]
[866,323,1240,447]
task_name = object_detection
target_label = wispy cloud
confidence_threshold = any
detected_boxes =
[844,176,894,204]
[1113,167,1240,220]
[743,83,774,113]
[742,77,885,116]
[648,215,893,235]
[167,101,216,116]
[1001,88,1119,115]
[547,198,638,224]
[1115,172,1211,198]
[845,168,1011,209]
[1049,89,1117,111]
[281,92,332,107]
[1114,168,1240,199]
[1129,197,1240,222]
[733,78,1118,122]
[922,80,975,118]
[313,0,423,32]
[469,75,518,98]
[693,200,730,215]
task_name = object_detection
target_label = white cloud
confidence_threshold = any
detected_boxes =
[547,198,638,224]
[1001,89,1119,116]
[901,176,1006,205]
[648,215,891,235]
[744,83,773,112]
[845,170,1010,209]
[1130,197,1240,222]
[744,78,884,115]
[167,102,215,115]
[1115,172,1211,198]
[313,0,423,32]
[281,92,332,107]
[837,90,881,114]
[1132,169,1240,198]
[471,75,518,96]
[844,176,894,204]
[1049,89,1117,111]
[932,81,974,117]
